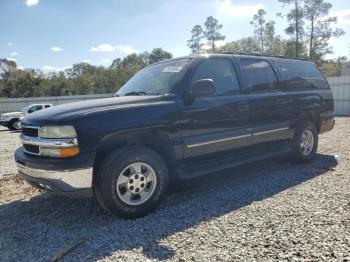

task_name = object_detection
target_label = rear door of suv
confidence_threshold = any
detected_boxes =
[237,57,293,146]
[274,59,334,133]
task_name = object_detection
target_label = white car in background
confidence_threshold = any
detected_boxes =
[0,104,53,130]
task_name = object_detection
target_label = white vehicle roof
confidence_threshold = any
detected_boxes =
[21,104,53,111]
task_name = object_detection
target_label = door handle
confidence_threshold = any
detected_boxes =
[237,102,249,112]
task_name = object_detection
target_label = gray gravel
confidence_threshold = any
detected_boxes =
[0,118,349,262]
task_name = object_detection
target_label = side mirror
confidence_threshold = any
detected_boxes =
[186,79,216,100]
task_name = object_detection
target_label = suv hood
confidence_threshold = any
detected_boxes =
[23,95,161,125]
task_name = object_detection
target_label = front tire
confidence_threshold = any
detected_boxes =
[291,121,318,163]
[8,119,21,130]
[94,146,169,218]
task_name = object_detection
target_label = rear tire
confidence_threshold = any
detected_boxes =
[94,146,169,218]
[291,121,318,163]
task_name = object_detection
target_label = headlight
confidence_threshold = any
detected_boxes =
[39,125,77,138]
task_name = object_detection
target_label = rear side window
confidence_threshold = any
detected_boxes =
[192,59,240,95]
[45,105,51,108]
[240,59,278,92]
[275,60,328,89]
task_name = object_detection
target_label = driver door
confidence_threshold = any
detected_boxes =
[27,105,43,114]
[178,58,251,160]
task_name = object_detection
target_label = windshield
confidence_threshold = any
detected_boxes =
[21,105,32,112]
[116,58,191,96]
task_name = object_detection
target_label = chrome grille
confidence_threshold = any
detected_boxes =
[23,144,40,155]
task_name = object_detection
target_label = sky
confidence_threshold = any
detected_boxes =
[1,0,350,72]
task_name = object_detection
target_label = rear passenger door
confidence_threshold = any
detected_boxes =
[238,58,293,145]
[179,58,251,159]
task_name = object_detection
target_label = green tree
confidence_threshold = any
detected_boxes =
[204,16,225,53]
[149,48,173,64]
[278,0,305,58]
[319,56,348,76]
[219,37,259,54]
[265,21,276,54]
[250,9,267,53]
[0,59,17,97]
[187,25,205,54]
[304,0,345,61]
[121,52,150,68]
[110,58,122,68]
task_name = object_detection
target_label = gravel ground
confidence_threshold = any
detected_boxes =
[0,118,349,262]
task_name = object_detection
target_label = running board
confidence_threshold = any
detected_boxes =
[176,146,292,180]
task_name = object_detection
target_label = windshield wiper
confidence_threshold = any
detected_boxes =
[124,91,147,96]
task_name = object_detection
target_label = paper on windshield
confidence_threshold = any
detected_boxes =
[162,66,183,73]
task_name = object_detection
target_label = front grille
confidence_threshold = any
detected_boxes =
[23,144,40,155]
[22,127,39,137]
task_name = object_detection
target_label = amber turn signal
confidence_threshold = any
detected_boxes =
[60,147,80,158]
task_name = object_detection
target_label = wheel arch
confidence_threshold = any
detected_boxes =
[295,110,321,132]
[92,129,176,184]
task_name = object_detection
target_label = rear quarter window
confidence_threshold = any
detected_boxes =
[239,59,278,92]
[275,60,329,89]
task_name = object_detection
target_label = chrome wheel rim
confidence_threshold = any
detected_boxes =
[300,129,314,156]
[13,120,21,130]
[116,162,157,206]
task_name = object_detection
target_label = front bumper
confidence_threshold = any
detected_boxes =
[15,147,95,198]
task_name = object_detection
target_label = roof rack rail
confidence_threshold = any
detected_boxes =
[220,52,308,61]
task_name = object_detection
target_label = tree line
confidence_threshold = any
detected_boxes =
[0,48,172,98]
[0,0,347,98]
[187,0,346,72]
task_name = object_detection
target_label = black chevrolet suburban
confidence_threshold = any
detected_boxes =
[15,54,335,218]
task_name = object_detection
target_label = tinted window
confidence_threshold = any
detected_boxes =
[275,60,328,89]
[45,105,51,108]
[192,59,240,95]
[240,59,278,92]
[28,105,42,113]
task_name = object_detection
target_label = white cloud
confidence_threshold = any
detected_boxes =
[90,44,115,52]
[6,58,16,62]
[101,59,110,64]
[42,65,70,72]
[50,46,64,52]
[8,42,13,46]
[115,45,138,55]
[10,52,18,56]
[83,59,90,63]
[214,40,226,48]
[90,43,138,54]
[25,0,39,7]
[42,65,57,71]
[216,0,264,18]
[333,9,350,25]
[202,40,227,51]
